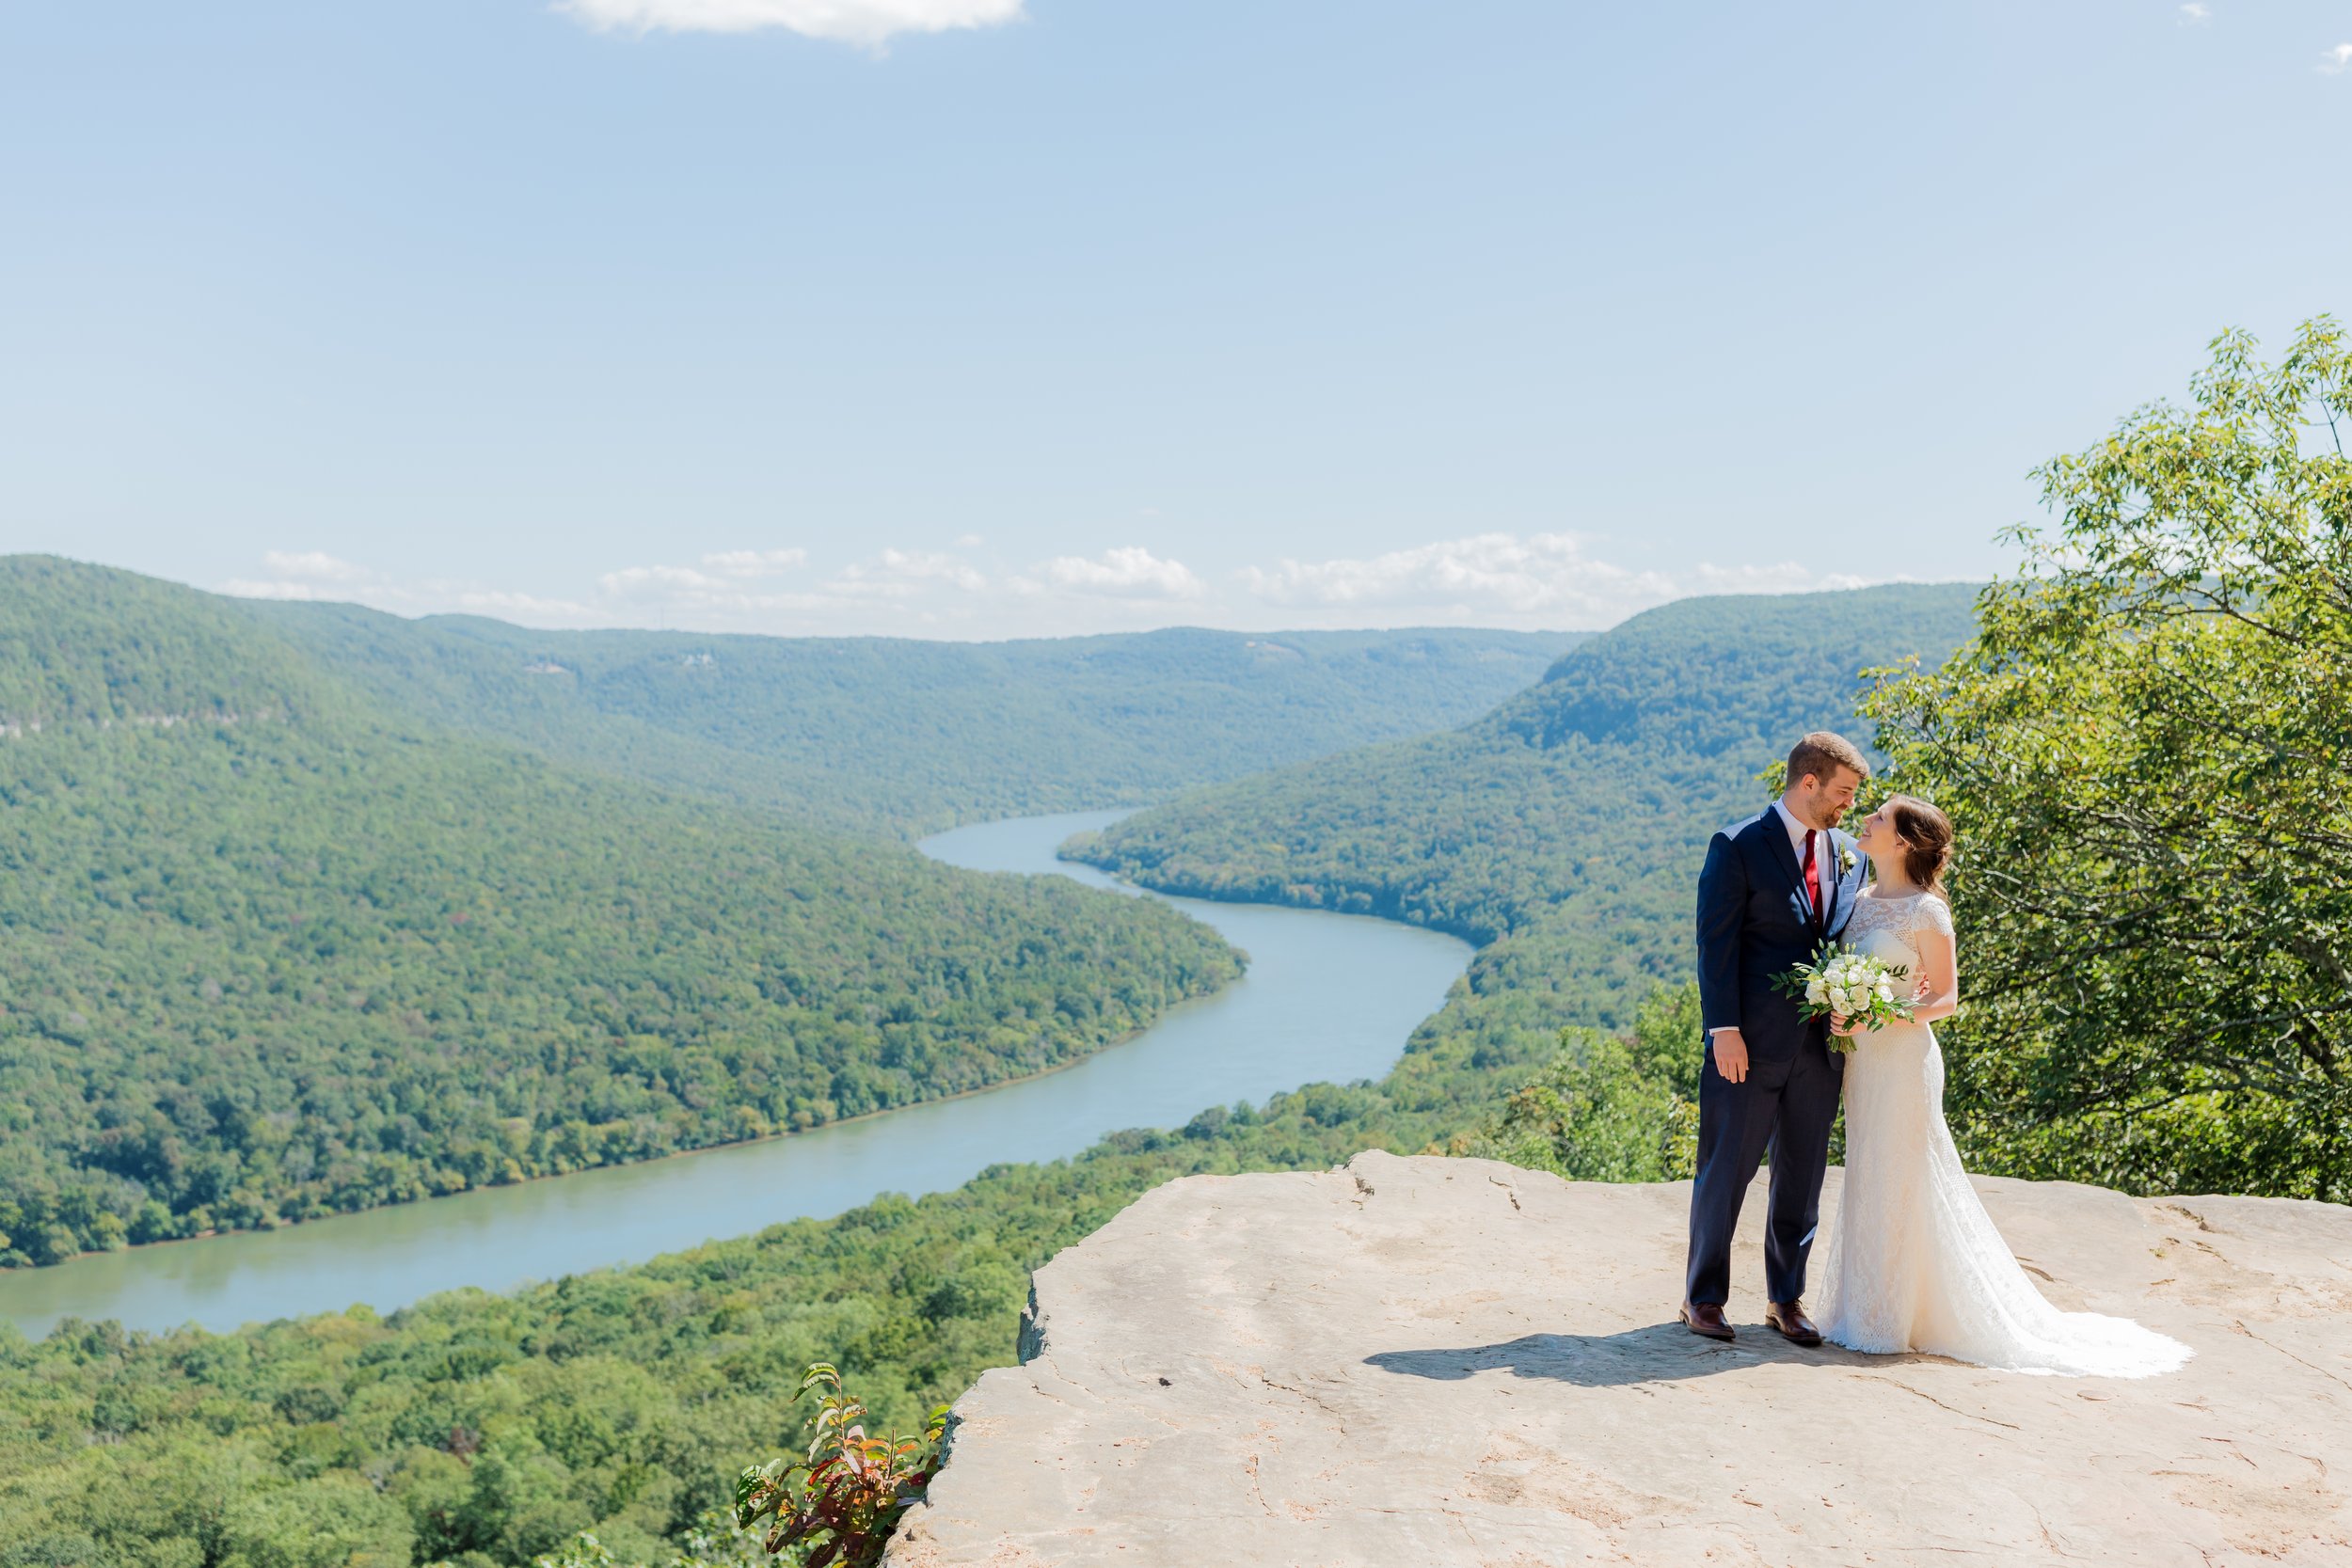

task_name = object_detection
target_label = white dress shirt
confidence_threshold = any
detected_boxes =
[1772,800,1821,879]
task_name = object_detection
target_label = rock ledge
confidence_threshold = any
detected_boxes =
[889,1150,2352,1566]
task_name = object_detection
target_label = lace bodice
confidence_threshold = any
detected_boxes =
[1841,890,1952,969]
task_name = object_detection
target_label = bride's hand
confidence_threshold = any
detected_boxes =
[1830,1012,1859,1037]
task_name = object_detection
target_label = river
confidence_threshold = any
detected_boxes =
[0,809,1471,1339]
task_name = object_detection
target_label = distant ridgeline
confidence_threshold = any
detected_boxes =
[0,556,1261,1266]
[246,597,1576,837]
[0,576,1985,1568]
[1073,584,1983,1066]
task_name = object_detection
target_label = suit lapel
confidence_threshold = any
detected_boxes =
[1760,807,1812,918]
[1825,831,1859,937]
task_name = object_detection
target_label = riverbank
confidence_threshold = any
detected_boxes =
[0,810,1470,1338]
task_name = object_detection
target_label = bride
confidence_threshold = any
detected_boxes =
[1816,796,2191,1377]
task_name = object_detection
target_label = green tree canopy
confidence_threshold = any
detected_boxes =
[1865,317,2351,1200]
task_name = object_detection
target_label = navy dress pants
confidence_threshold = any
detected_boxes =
[1684,1033,1842,1307]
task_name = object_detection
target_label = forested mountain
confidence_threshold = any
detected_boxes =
[249,601,1577,836]
[0,578,1982,1566]
[0,557,1240,1266]
[1073,584,1982,1061]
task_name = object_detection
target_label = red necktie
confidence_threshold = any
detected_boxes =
[1802,830,1822,931]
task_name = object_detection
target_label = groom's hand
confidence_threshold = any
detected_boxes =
[1710,1029,1749,1084]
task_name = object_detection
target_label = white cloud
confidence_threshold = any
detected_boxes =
[1235,533,1675,624]
[217,533,1898,641]
[830,547,989,597]
[701,547,807,578]
[600,562,735,600]
[2323,41,2352,73]
[1040,546,1204,599]
[553,0,1023,46]
[443,587,605,621]
[224,556,599,621]
[219,577,329,602]
[260,550,369,583]
[1235,533,1877,630]
[2177,3,2210,23]
[586,546,993,627]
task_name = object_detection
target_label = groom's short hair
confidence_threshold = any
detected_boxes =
[1788,731,1870,788]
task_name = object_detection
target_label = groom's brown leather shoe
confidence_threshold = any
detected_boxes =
[1679,1301,1735,1341]
[1766,1299,1823,1346]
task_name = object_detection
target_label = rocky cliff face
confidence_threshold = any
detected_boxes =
[888,1151,2352,1567]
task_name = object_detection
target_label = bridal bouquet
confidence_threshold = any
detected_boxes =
[1774,942,1914,1051]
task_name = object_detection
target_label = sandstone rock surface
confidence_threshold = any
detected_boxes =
[887,1150,2352,1567]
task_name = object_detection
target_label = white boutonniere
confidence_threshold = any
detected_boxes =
[1838,847,1857,877]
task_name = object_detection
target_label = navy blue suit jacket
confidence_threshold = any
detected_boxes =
[1695,808,1865,1068]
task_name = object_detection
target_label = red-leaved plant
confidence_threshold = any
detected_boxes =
[735,1363,950,1568]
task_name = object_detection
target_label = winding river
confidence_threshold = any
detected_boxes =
[0,810,1471,1339]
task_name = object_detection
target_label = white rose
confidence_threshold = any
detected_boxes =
[1876,980,1895,1002]
[1829,987,1851,1013]
[1805,978,1826,1005]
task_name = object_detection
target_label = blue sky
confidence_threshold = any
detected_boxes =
[2,1,2345,638]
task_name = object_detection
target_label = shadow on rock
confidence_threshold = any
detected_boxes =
[1365,1324,1910,1386]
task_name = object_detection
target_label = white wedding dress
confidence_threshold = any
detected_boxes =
[1816,891,2191,1377]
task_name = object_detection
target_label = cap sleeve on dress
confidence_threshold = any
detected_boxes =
[1924,894,1955,937]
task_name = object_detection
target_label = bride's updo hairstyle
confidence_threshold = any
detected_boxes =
[1887,795,1954,896]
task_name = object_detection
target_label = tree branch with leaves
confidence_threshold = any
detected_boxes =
[1863,317,2352,1201]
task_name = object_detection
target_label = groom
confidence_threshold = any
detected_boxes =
[1682,731,1869,1345]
